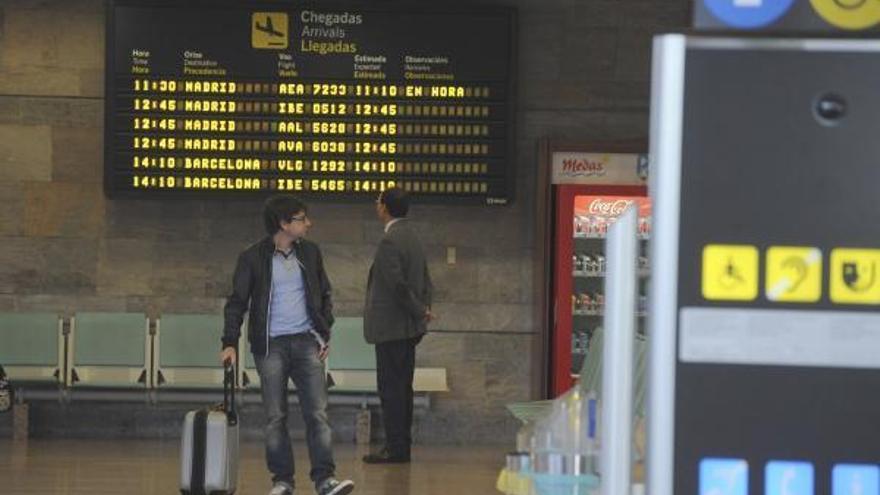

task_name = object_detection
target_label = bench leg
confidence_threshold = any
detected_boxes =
[355,408,371,445]
[12,403,28,441]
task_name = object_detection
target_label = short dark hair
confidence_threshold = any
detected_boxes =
[380,187,409,218]
[263,195,307,235]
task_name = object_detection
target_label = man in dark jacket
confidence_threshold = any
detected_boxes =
[220,195,354,495]
[362,187,434,464]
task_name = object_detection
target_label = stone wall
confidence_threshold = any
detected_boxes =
[0,0,688,443]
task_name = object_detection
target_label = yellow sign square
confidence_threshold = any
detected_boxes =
[765,246,822,302]
[702,244,759,301]
[830,248,880,304]
[252,12,288,49]
[810,0,880,31]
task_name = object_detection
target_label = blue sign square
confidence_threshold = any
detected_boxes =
[766,461,814,495]
[700,458,748,495]
[833,464,879,495]
[704,0,796,29]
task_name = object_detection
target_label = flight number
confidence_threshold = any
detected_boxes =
[312,83,347,96]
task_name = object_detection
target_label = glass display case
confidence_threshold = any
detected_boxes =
[551,186,650,396]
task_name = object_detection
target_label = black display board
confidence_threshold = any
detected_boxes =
[105,0,516,204]
[649,36,880,495]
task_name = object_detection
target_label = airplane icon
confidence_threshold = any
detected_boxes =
[252,13,288,49]
[255,15,284,38]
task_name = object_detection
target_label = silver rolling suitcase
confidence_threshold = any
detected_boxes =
[180,366,239,495]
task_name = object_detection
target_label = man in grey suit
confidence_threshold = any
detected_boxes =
[362,187,434,464]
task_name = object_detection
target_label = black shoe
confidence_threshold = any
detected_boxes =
[362,448,410,464]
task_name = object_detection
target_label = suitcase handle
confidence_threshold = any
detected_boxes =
[223,364,238,426]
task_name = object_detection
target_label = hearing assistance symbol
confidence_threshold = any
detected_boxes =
[831,248,880,304]
[252,12,288,49]
[702,244,759,301]
[766,247,822,303]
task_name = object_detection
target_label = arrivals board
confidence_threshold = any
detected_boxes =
[104,0,516,204]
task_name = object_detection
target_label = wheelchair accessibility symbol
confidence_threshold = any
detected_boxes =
[702,244,759,302]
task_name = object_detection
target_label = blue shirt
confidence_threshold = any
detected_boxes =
[268,250,314,337]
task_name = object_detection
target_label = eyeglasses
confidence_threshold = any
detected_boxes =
[288,215,307,223]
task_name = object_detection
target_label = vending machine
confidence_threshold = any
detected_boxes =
[540,144,650,397]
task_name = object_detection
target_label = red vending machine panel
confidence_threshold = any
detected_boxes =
[551,187,650,396]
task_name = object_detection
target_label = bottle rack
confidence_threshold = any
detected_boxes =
[570,214,651,376]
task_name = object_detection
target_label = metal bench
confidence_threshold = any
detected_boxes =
[68,312,151,390]
[3,312,448,444]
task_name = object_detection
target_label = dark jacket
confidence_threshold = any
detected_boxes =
[222,236,334,356]
[364,219,433,344]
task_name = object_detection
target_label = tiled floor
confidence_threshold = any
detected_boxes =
[0,439,508,495]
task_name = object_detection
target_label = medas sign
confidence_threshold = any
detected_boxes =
[551,152,647,185]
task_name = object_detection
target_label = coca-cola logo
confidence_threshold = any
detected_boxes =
[588,198,632,216]
[561,159,606,177]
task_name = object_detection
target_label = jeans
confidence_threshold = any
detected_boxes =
[255,333,335,487]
